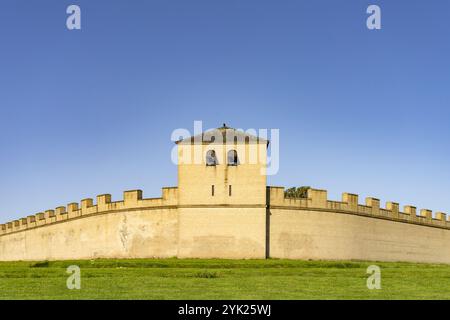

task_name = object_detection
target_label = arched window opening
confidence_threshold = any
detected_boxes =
[206,150,218,166]
[227,150,238,166]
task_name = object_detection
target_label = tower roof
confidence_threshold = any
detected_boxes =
[175,124,269,145]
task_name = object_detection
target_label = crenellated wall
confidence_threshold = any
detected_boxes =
[267,187,450,263]
[1,186,449,263]
[0,188,179,261]
[268,187,449,229]
[0,188,179,237]
[0,185,266,261]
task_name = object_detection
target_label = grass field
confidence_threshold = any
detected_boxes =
[0,258,449,300]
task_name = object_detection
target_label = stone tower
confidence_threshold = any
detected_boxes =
[175,125,269,258]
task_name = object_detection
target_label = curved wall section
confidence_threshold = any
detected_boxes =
[269,208,450,263]
[268,187,450,264]
[1,186,450,263]
[0,208,178,261]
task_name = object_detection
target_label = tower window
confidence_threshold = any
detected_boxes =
[229,185,232,196]
[206,150,218,166]
[211,185,215,196]
[227,150,238,166]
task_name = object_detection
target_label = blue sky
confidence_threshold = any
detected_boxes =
[0,0,449,221]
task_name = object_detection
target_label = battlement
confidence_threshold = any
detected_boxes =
[1,185,448,240]
[268,187,449,230]
[0,187,178,236]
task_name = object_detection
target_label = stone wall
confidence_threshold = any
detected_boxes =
[0,188,179,261]
[1,186,449,263]
[268,187,450,264]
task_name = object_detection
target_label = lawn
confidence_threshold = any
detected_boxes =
[0,258,448,299]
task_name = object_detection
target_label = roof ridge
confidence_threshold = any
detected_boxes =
[175,125,269,144]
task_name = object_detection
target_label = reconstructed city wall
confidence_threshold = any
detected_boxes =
[0,187,267,261]
[268,187,450,264]
[1,186,449,263]
[0,188,179,261]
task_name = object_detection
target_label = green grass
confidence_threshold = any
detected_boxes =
[0,258,449,299]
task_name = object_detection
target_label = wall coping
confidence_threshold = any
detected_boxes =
[0,187,179,237]
[2,185,448,237]
[267,186,450,231]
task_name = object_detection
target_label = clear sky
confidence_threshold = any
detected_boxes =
[0,0,449,221]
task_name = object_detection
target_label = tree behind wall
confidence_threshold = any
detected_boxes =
[284,186,311,199]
